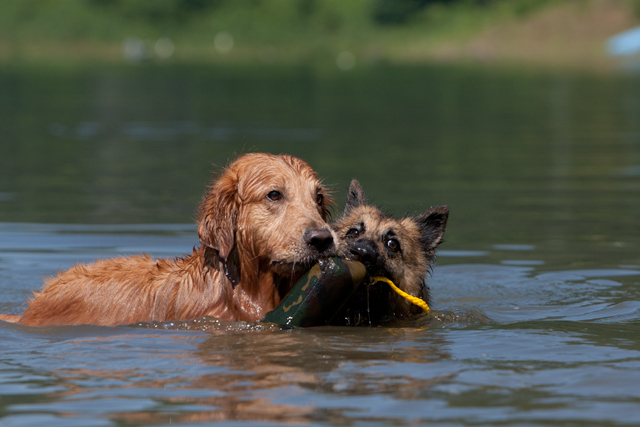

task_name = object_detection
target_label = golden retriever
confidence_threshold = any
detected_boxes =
[2,153,336,326]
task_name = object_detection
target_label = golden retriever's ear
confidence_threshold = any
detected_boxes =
[197,171,241,284]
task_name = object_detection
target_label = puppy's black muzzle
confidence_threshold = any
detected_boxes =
[349,239,379,268]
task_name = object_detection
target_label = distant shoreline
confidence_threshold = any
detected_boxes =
[0,0,638,72]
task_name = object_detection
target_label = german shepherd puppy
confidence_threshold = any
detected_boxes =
[332,180,448,325]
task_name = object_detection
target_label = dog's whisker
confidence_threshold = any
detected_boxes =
[248,254,261,263]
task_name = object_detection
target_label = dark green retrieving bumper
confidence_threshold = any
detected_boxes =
[262,257,366,327]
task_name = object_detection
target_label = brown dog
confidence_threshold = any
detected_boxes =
[332,179,448,325]
[3,153,336,326]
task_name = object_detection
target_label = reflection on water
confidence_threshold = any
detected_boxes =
[50,120,321,143]
[1,64,640,426]
[1,65,640,251]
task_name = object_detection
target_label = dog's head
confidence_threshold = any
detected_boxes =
[198,153,336,294]
[332,179,448,324]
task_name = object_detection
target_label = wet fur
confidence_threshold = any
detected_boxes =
[332,179,448,325]
[4,153,336,326]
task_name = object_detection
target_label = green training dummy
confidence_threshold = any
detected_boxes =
[262,257,366,327]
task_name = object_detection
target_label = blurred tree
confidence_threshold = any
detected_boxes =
[372,0,453,25]
[297,0,316,18]
[86,0,223,24]
[372,0,558,25]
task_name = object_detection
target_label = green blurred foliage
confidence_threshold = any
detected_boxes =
[630,0,640,18]
[372,0,447,25]
[0,0,580,65]
[86,0,223,24]
[371,0,555,25]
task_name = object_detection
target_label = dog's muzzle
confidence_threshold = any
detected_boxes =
[348,239,379,267]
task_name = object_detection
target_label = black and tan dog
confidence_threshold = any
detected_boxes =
[332,179,448,325]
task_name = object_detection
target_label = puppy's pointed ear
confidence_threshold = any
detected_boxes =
[343,179,367,216]
[415,206,449,252]
[198,170,240,284]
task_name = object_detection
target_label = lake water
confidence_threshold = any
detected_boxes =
[1,64,640,426]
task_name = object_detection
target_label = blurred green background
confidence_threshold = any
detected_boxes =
[1,0,638,70]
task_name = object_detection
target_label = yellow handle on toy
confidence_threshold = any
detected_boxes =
[371,276,430,314]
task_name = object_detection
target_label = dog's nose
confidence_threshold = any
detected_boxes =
[304,228,334,253]
[349,239,378,266]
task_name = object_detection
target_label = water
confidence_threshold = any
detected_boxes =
[1,64,640,426]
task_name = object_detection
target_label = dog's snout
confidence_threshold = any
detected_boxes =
[304,228,334,253]
[349,239,378,266]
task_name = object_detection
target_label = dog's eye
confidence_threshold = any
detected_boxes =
[386,238,400,252]
[266,191,282,202]
[316,193,324,206]
[346,228,360,238]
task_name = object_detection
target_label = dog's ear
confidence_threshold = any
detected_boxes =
[343,179,367,216]
[414,206,449,252]
[198,171,241,284]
